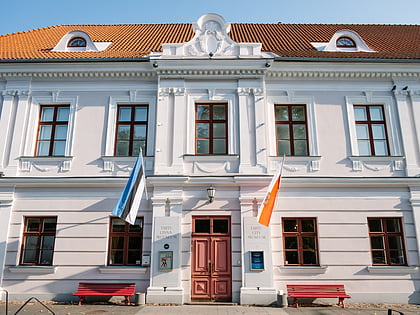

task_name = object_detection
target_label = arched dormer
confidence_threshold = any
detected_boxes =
[312,29,375,52]
[52,30,111,52]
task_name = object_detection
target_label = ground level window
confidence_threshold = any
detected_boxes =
[108,217,143,265]
[368,217,407,265]
[282,218,319,265]
[20,217,57,265]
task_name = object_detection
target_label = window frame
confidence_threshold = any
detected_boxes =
[67,37,87,47]
[368,217,407,266]
[195,103,228,155]
[114,105,149,157]
[336,36,356,48]
[19,217,58,266]
[35,105,70,157]
[282,218,319,266]
[354,105,390,156]
[275,104,309,156]
[108,216,144,266]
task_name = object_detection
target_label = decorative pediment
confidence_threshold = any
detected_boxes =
[161,13,262,58]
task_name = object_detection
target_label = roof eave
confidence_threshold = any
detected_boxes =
[273,56,420,63]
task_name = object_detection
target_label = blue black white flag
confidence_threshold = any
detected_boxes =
[112,150,146,225]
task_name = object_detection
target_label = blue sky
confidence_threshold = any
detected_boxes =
[1,0,419,35]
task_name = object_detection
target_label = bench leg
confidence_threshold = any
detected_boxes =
[78,296,84,306]
[124,296,130,305]
[293,297,299,308]
[337,297,345,308]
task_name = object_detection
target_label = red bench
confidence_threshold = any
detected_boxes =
[287,284,350,308]
[73,282,136,305]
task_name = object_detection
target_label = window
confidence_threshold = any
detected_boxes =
[336,37,356,48]
[282,218,318,265]
[368,218,407,266]
[108,217,143,265]
[67,37,87,47]
[115,105,148,156]
[195,103,227,155]
[20,217,57,265]
[354,105,389,156]
[275,105,309,156]
[35,105,70,156]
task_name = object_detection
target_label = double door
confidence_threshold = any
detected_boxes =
[191,216,231,301]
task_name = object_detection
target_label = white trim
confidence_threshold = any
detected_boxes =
[24,94,78,163]
[105,91,157,157]
[266,93,319,163]
[344,95,403,169]
[279,265,328,273]
[20,156,73,172]
[186,90,237,155]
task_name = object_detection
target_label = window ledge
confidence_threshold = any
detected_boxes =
[269,156,321,172]
[9,266,57,274]
[98,266,148,274]
[20,156,73,172]
[101,156,153,172]
[348,156,405,172]
[367,265,418,274]
[279,265,328,273]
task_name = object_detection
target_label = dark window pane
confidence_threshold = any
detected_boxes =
[213,105,226,120]
[110,251,123,265]
[195,219,210,233]
[277,125,290,139]
[302,236,315,250]
[294,140,308,156]
[285,251,298,265]
[293,125,306,139]
[129,219,143,232]
[196,105,210,120]
[213,139,226,154]
[111,237,124,250]
[26,219,41,232]
[386,219,401,233]
[135,107,147,121]
[277,140,291,155]
[371,236,384,249]
[303,251,317,264]
[197,123,209,138]
[134,125,146,140]
[213,123,226,137]
[112,219,126,232]
[301,219,315,232]
[196,139,209,154]
[372,251,386,264]
[43,218,57,232]
[41,236,55,250]
[292,106,305,121]
[24,236,38,250]
[275,106,288,121]
[128,237,141,249]
[118,107,131,121]
[213,219,229,233]
[285,237,298,249]
[39,249,53,265]
[22,250,37,264]
[116,141,129,156]
[388,236,403,250]
[368,219,382,232]
[127,251,141,264]
[390,250,405,265]
[118,125,131,140]
[283,220,297,232]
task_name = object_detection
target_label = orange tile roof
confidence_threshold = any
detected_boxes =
[0,23,420,60]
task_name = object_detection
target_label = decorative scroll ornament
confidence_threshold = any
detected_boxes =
[161,14,262,58]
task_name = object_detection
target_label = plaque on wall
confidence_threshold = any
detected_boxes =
[250,251,264,271]
[158,251,173,272]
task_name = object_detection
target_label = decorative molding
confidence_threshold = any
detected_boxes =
[0,71,156,79]
[9,266,57,274]
[348,156,405,172]
[267,71,420,79]
[161,13,262,58]
[98,266,148,274]
[101,156,153,173]
[19,156,73,172]
[269,156,321,172]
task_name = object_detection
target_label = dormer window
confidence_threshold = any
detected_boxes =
[336,37,356,48]
[67,37,87,48]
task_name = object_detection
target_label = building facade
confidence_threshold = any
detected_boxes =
[0,13,420,304]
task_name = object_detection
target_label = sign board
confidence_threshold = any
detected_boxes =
[158,251,173,272]
[250,251,264,271]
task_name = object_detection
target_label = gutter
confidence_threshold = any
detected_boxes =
[0,56,151,63]
[274,56,420,63]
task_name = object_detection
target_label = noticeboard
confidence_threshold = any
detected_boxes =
[250,251,264,271]
[158,251,173,272]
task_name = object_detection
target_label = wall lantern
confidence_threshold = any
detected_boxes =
[207,186,216,203]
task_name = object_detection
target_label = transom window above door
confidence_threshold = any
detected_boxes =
[195,103,228,155]
[115,105,148,156]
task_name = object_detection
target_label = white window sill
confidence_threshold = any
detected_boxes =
[367,265,418,274]
[269,156,321,172]
[9,266,57,274]
[279,265,328,273]
[183,154,239,162]
[348,156,405,172]
[19,156,73,172]
[98,266,148,274]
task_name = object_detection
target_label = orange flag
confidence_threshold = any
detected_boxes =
[258,159,284,226]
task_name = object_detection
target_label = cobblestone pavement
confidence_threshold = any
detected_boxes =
[1,303,420,315]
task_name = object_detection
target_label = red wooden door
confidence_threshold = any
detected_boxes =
[191,217,231,301]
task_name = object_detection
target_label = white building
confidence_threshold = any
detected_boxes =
[0,13,420,305]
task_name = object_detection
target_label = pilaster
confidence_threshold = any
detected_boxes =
[410,186,420,264]
[0,91,17,173]
[0,188,14,288]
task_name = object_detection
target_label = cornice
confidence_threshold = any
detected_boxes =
[267,70,420,79]
[0,70,156,79]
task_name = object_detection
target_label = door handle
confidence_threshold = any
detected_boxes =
[212,263,214,273]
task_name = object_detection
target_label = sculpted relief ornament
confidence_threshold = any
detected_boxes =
[161,14,263,58]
